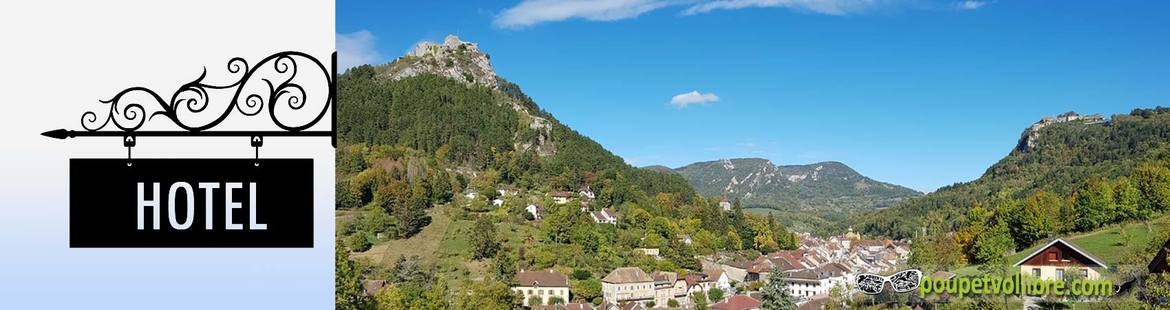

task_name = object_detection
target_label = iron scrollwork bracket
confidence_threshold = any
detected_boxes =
[41,51,338,164]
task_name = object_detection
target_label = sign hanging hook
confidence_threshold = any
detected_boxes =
[251,136,263,166]
[123,135,136,166]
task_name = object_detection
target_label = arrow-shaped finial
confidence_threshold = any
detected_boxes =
[41,129,70,139]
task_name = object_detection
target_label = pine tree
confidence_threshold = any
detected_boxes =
[471,216,500,260]
[760,270,796,310]
[336,241,371,310]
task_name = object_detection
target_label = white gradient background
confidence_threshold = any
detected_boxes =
[0,1,334,308]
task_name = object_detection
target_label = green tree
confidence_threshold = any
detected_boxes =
[569,269,591,281]
[668,299,680,308]
[527,296,542,306]
[337,180,362,209]
[826,285,847,310]
[452,279,522,310]
[541,206,574,244]
[471,216,500,260]
[690,291,710,310]
[571,279,602,303]
[491,247,516,283]
[1114,177,1141,221]
[346,233,372,252]
[707,287,725,302]
[726,230,744,251]
[1135,163,1170,215]
[381,180,428,238]
[387,255,431,285]
[418,280,448,310]
[546,296,564,305]
[359,205,394,238]
[972,220,1015,266]
[1008,192,1062,249]
[760,270,796,310]
[374,284,408,310]
[336,241,371,310]
[1073,178,1116,231]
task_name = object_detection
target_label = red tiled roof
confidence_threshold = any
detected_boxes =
[603,267,653,284]
[516,270,569,287]
[704,269,724,282]
[532,303,596,310]
[711,295,762,310]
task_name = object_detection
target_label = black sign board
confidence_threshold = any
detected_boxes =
[69,159,314,247]
[44,52,334,248]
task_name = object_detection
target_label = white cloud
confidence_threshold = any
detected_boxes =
[337,30,382,71]
[958,1,986,10]
[494,0,920,28]
[493,0,673,29]
[670,90,720,107]
[683,0,893,16]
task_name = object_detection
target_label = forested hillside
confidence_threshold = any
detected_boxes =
[335,36,797,309]
[851,108,1170,269]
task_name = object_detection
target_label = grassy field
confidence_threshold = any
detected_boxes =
[350,204,454,266]
[346,202,541,285]
[953,215,1170,276]
[1005,215,1170,266]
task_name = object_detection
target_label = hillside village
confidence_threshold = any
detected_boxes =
[364,188,911,310]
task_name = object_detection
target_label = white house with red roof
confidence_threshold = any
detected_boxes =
[590,208,619,225]
[1013,238,1107,281]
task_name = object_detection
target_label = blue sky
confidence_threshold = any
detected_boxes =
[337,0,1170,192]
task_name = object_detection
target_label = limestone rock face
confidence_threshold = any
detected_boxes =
[386,35,498,88]
[378,35,557,157]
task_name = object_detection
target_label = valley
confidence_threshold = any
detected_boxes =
[333,34,1170,310]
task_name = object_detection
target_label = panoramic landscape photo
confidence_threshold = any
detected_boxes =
[334,1,1170,309]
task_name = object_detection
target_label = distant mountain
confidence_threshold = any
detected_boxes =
[673,158,922,233]
[676,158,922,209]
[641,165,676,174]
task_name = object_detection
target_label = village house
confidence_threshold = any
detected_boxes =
[492,198,504,207]
[636,248,660,260]
[596,300,652,310]
[702,269,734,295]
[525,204,545,220]
[601,267,655,306]
[462,188,478,199]
[362,279,387,297]
[719,196,732,211]
[496,185,518,197]
[650,271,685,307]
[781,263,851,300]
[682,273,708,298]
[531,303,596,310]
[590,208,619,225]
[513,270,571,307]
[579,186,596,200]
[1014,238,1107,281]
[551,191,573,204]
[711,295,762,310]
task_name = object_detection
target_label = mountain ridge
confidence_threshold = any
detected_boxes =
[672,157,922,234]
[675,157,921,202]
[852,108,1170,240]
